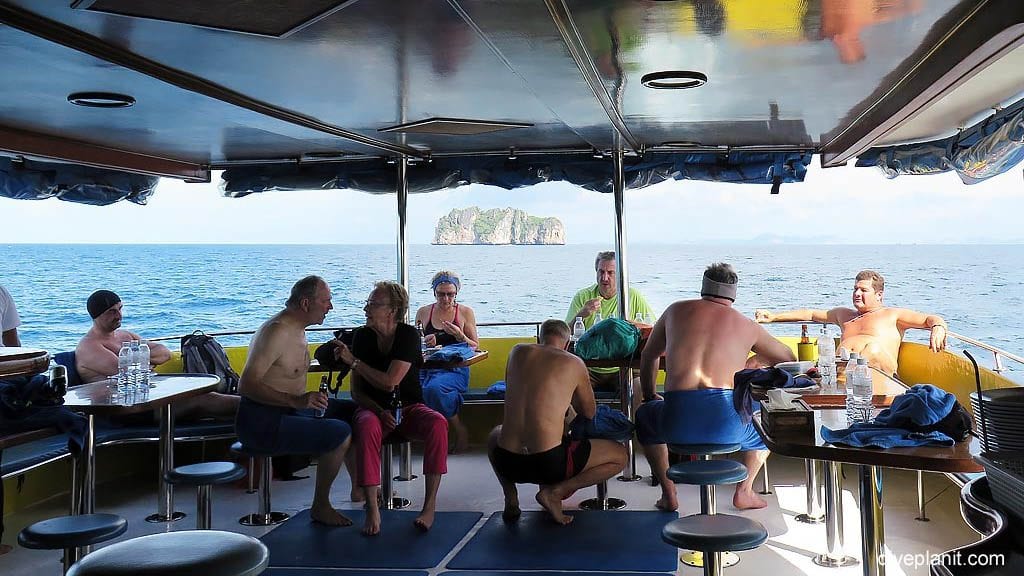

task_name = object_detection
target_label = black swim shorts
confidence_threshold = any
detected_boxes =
[492,438,591,485]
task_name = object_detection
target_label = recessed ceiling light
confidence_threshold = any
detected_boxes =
[640,71,707,90]
[67,92,135,108]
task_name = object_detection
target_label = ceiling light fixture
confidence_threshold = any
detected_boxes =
[640,71,707,90]
[67,92,135,108]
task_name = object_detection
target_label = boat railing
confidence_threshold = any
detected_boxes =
[147,320,543,345]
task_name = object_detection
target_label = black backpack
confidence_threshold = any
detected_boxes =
[180,331,240,394]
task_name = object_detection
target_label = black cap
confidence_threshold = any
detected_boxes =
[87,290,121,319]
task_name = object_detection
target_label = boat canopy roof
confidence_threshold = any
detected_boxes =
[0,1,1023,203]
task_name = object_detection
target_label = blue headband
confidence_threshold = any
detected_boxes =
[431,274,460,291]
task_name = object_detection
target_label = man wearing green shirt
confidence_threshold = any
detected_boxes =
[566,251,655,392]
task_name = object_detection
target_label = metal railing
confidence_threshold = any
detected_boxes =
[947,330,1024,374]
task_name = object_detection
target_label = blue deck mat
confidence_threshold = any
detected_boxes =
[260,509,482,568]
[443,572,673,576]
[446,510,679,571]
[266,565,425,569]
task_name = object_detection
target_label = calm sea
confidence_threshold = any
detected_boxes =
[1,243,1020,380]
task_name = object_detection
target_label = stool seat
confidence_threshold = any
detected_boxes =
[165,462,247,485]
[668,459,748,486]
[668,443,741,456]
[18,513,127,550]
[662,513,769,553]
[66,530,268,576]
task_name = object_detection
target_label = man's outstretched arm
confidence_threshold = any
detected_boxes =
[755,308,830,324]
[896,309,948,352]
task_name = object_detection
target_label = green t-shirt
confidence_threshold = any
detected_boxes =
[565,285,655,374]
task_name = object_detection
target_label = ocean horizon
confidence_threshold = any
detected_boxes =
[2,243,1020,381]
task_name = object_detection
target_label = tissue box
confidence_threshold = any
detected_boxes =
[760,399,814,437]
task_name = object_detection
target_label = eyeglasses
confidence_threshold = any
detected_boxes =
[364,300,389,308]
[434,291,457,299]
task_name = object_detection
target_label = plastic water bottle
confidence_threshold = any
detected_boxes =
[572,317,585,343]
[129,340,141,390]
[315,375,329,418]
[117,342,132,391]
[137,341,151,388]
[817,326,837,391]
[844,352,860,423]
[851,358,874,423]
[593,311,603,325]
[392,387,402,426]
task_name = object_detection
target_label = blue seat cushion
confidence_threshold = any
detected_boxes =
[165,461,246,485]
[1,433,72,477]
[18,513,126,549]
[66,530,268,576]
[97,420,235,444]
[667,443,741,456]
[661,514,768,552]
[52,351,82,388]
[667,459,748,486]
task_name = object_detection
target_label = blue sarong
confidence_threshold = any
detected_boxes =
[421,366,469,418]
[636,388,765,450]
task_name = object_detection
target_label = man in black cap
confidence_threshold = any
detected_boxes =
[76,289,237,418]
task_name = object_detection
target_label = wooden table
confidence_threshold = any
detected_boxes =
[0,347,50,378]
[754,408,982,576]
[64,373,221,522]
[422,349,488,369]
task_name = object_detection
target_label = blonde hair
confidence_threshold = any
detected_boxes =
[373,281,409,319]
[430,270,461,291]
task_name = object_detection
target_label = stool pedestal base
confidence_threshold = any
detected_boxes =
[146,511,186,523]
[680,550,739,568]
[239,512,289,526]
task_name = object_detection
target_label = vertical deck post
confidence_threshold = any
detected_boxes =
[612,145,640,484]
[395,156,416,481]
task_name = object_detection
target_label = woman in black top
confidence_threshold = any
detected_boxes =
[336,281,448,536]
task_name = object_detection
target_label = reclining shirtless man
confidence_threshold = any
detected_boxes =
[487,319,627,525]
[755,269,947,375]
[76,289,238,419]
[636,263,795,511]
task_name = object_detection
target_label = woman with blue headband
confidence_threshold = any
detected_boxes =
[414,270,479,453]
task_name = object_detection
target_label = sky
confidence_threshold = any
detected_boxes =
[1,159,1022,244]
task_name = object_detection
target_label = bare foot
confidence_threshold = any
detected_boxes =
[350,487,365,503]
[536,488,573,525]
[311,505,353,527]
[413,508,435,532]
[362,506,381,536]
[733,490,768,510]
[655,495,678,512]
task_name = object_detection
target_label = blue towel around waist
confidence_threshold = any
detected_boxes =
[568,405,635,442]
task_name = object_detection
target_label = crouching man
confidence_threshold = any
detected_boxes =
[487,319,627,525]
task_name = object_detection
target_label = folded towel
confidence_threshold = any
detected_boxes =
[486,381,506,397]
[821,423,955,448]
[568,405,635,442]
[426,342,475,362]
[874,384,956,428]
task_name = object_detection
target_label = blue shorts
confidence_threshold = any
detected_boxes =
[235,396,355,456]
[635,389,765,451]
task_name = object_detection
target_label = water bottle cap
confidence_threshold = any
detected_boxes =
[857,358,867,365]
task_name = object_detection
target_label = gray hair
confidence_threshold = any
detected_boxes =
[287,275,326,308]
[374,280,409,319]
[704,262,737,284]
[540,319,570,342]
[594,251,615,270]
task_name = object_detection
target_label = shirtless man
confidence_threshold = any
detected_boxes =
[487,319,627,525]
[236,275,356,526]
[755,270,947,375]
[636,263,795,511]
[75,290,238,419]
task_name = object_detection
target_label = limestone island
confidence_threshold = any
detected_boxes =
[433,206,566,245]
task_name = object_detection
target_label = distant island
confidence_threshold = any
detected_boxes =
[433,207,566,245]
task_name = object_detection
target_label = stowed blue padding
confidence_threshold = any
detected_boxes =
[662,514,768,552]
[18,513,126,549]
[667,443,741,456]
[165,461,246,485]
[52,351,82,387]
[265,570,428,576]
[98,421,236,444]
[668,459,748,486]
[448,511,679,572]
[1,433,72,477]
[443,572,673,576]
[259,509,481,568]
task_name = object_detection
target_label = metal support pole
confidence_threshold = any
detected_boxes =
[618,366,641,482]
[397,443,417,481]
[814,461,857,567]
[796,459,824,523]
[396,156,409,291]
[915,470,929,521]
[759,458,773,495]
[859,465,885,576]
[147,404,184,522]
[70,453,81,515]
[579,480,626,510]
[197,485,212,530]
[83,415,95,515]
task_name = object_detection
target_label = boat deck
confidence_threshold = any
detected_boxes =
[1,447,980,576]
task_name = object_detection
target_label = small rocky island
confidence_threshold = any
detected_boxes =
[433,206,566,245]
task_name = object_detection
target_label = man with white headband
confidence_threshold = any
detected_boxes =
[635,263,795,511]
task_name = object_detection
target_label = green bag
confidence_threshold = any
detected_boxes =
[574,318,641,360]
